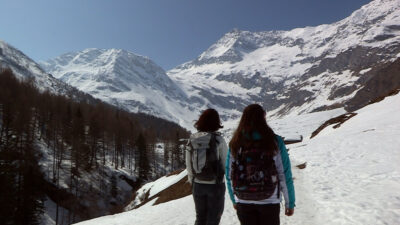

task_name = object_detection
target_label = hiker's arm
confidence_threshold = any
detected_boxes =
[225,148,236,205]
[277,136,296,209]
[218,137,228,172]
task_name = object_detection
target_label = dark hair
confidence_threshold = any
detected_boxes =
[229,104,277,157]
[194,108,223,132]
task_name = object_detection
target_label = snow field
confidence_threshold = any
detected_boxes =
[75,91,400,225]
[288,92,400,224]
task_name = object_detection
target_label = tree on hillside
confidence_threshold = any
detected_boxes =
[0,154,18,224]
[71,106,86,171]
[0,70,44,224]
[163,141,170,172]
[136,133,149,181]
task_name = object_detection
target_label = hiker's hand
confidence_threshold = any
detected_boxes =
[285,208,294,216]
[233,204,237,210]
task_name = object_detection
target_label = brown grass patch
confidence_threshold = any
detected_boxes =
[310,112,357,138]
[311,88,400,139]
[133,171,192,209]
[154,175,192,205]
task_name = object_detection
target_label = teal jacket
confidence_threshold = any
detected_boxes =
[225,134,296,209]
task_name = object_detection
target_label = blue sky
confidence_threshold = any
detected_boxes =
[0,0,369,70]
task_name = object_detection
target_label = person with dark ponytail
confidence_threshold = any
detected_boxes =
[186,108,228,225]
[226,104,295,225]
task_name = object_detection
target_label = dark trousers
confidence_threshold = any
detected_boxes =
[192,182,225,225]
[237,203,280,225]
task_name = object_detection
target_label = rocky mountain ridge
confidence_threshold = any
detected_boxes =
[168,0,400,119]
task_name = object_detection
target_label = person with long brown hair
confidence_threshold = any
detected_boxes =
[186,108,228,225]
[225,104,295,225]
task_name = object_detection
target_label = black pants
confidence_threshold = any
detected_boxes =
[192,182,225,225]
[237,203,280,225]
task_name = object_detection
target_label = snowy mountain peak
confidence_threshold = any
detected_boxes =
[168,0,400,120]
[184,0,399,70]
[41,48,197,129]
[42,48,160,78]
[347,0,400,25]
[195,29,284,66]
[41,48,181,94]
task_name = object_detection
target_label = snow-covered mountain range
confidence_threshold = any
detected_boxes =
[40,49,197,129]
[40,0,400,130]
[168,0,400,118]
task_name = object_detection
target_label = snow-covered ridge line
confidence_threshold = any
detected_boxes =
[0,39,104,106]
[0,39,68,94]
[186,0,400,66]
[168,0,400,121]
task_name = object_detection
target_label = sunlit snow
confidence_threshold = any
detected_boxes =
[75,91,400,225]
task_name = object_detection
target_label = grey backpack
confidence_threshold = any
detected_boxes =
[189,132,223,182]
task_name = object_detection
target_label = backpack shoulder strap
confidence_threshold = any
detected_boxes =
[186,138,193,152]
[209,132,217,149]
[210,133,226,183]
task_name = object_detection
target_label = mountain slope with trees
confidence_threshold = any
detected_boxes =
[0,69,189,225]
[74,89,400,225]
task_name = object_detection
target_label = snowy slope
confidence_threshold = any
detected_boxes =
[124,170,188,211]
[168,0,400,119]
[40,49,197,129]
[35,131,137,225]
[287,92,400,224]
[73,90,400,225]
[30,0,400,224]
[0,39,80,96]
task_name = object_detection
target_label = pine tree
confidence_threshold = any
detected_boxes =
[163,141,170,173]
[136,133,149,181]
[0,156,18,224]
[110,175,117,198]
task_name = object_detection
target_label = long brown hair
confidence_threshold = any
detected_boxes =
[229,104,277,157]
[194,108,223,132]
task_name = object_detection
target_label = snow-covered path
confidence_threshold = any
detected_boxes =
[72,165,322,225]
[288,92,400,225]
[75,93,400,225]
